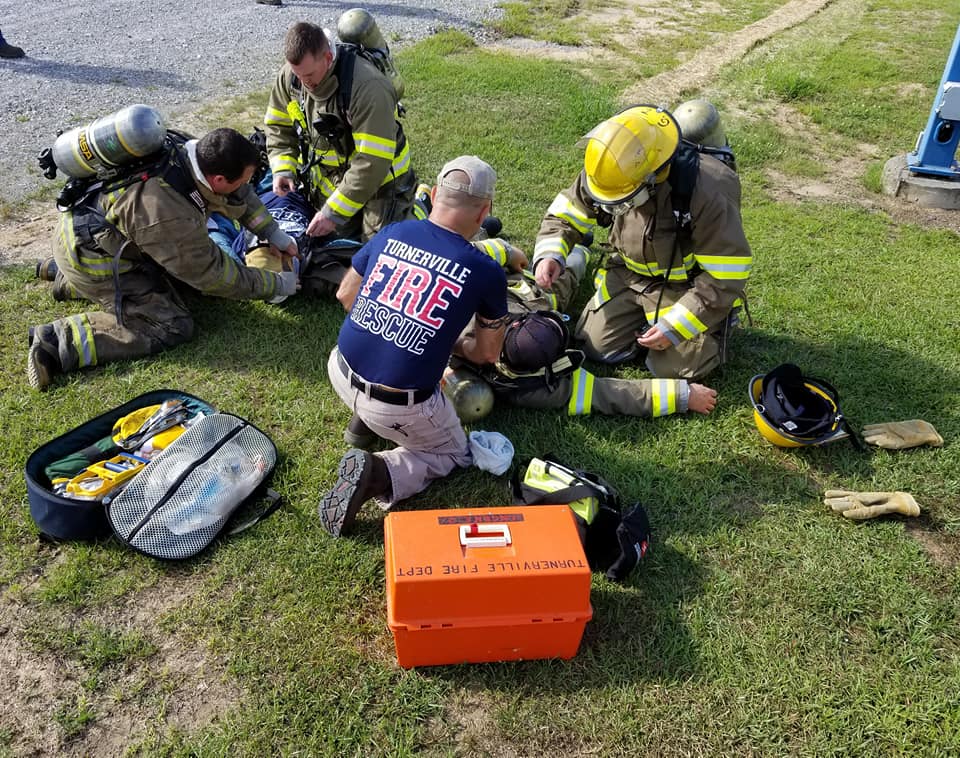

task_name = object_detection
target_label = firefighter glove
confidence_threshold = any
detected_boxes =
[824,490,920,520]
[276,270,299,298]
[862,420,943,450]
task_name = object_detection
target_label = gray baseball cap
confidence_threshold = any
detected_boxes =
[436,155,497,200]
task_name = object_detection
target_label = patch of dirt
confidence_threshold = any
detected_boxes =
[0,205,55,269]
[484,38,617,66]
[621,0,837,106]
[0,572,241,756]
[428,692,521,757]
[906,526,960,569]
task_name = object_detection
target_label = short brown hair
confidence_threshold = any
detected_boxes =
[283,22,330,65]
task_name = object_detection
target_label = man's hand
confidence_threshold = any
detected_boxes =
[637,325,672,352]
[507,246,529,273]
[687,383,717,414]
[306,211,337,238]
[273,174,296,196]
[269,239,299,260]
[534,258,562,288]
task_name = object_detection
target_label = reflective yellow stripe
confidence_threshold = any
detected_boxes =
[327,188,364,216]
[651,379,678,417]
[67,314,97,367]
[270,155,298,174]
[663,303,708,338]
[695,253,752,280]
[354,131,396,160]
[546,193,593,234]
[315,150,343,167]
[568,368,594,415]
[591,269,611,307]
[390,142,411,176]
[621,256,660,277]
[475,239,508,267]
[264,107,293,126]
[534,237,569,259]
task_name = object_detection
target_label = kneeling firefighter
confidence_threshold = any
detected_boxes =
[533,103,751,381]
[28,109,298,391]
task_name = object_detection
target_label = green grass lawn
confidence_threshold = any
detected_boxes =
[2,7,960,756]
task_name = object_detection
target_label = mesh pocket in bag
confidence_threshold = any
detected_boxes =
[107,413,277,559]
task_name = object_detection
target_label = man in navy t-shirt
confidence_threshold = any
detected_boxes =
[319,156,509,536]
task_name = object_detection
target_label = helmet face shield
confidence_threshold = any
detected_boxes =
[580,105,680,205]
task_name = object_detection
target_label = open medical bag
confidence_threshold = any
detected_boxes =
[25,390,279,559]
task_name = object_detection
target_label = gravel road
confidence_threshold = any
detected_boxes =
[0,0,502,206]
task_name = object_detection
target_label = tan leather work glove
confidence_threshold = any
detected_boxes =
[862,420,943,450]
[824,490,920,520]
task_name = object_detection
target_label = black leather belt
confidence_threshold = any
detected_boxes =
[336,350,433,406]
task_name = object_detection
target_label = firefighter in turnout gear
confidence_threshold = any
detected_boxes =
[264,22,415,247]
[465,244,717,417]
[534,105,752,381]
[27,128,299,391]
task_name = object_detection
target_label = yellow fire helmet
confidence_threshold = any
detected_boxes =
[748,364,859,448]
[579,105,681,205]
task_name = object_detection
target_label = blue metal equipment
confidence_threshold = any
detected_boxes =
[908,24,960,178]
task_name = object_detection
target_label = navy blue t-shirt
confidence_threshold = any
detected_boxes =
[338,219,508,390]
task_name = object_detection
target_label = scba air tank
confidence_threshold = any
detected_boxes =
[51,104,167,179]
[336,8,404,100]
[673,99,727,148]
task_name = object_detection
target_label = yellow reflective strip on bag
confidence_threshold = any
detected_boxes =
[523,458,599,523]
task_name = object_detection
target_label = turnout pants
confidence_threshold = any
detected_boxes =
[328,348,471,506]
[500,266,690,418]
[48,247,193,374]
[575,259,724,381]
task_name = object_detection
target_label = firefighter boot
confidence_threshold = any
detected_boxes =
[27,324,62,390]
[318,449,391,537]
[35,257,59,281]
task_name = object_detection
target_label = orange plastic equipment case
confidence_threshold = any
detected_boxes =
[384,505,593,668]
